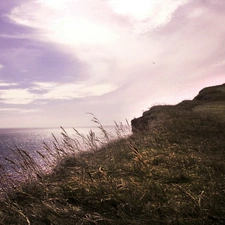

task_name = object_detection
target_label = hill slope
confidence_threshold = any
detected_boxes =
[131,83,225,132]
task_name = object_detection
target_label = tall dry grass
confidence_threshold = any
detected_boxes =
[0,117,131,200]
[0,112,225,224]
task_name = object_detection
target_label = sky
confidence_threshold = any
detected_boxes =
[0,0,225,128]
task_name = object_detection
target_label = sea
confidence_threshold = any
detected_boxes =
[0,126,117,166]
[0,125,131,190]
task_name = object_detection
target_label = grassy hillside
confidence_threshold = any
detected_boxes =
[132,83,225,132]
[0,85,225,224]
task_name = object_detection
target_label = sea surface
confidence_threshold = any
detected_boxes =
[0,126,123,178]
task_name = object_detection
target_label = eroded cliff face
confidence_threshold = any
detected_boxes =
[131,83,225,133]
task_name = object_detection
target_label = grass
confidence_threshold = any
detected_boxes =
[0,111,225,224]
[193,102,225,121]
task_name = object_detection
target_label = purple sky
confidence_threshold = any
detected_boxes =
[0,0,225,128]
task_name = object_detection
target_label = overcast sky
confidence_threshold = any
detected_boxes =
[0,0,224,128]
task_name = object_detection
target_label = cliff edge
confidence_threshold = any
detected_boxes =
[131,83,225,132]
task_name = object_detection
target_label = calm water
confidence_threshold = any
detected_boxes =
[0,126,119,173]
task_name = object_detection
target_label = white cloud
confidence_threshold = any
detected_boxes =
[0,89,37,104]
[6,1,225,83]
[0,108,39,113]
[40,83,118,100]
[6,0,190,87]
[7,0,189,43]
[0,82,18,87]
[0,82,118,105]
[108,0,189,34]
[37,0,76,10]
[0,33,31,39]
[8,0,118,45]
[109,0,187,21]
[0,64,4,69]
[32,82,57,91]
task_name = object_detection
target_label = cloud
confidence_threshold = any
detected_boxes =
[0,82,118,104]
[108,0,189,33]
[0,89,36,104]
[31,82,57,91]
[6,0,190,87]
[0,33,31,39]
[0,81,18,87]
[7,0,117,44]
[32,81,117,99]
[36,0,76,10]
[41,83,117,100]
[6,1,225,86]
[0,64,4,69]
[7,0,189,45]
[109,0,186,20]
[0,107,39,113]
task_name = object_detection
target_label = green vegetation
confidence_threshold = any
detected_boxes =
[0,110,225,225]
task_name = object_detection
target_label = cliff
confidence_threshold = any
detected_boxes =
[131,83,225,132]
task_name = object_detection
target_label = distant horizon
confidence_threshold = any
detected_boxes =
[0,124,116,130]
[0,0,225,128]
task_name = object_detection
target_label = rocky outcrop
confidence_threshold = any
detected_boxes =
[131,83,225,133]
